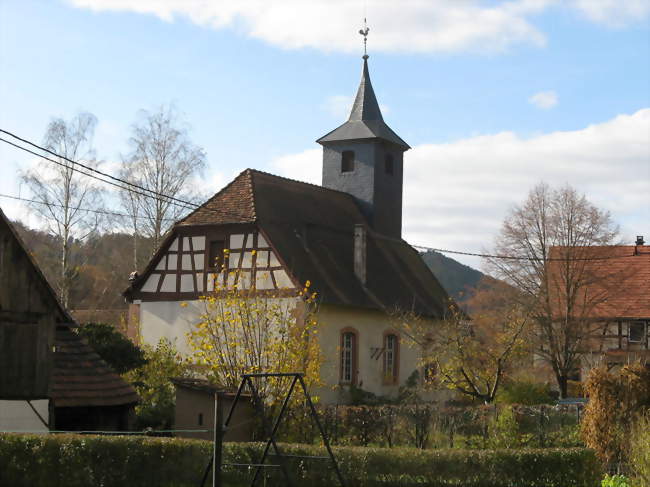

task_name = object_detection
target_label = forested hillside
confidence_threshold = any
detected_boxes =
[420,250,486,301]
[11,220,488,311]
[11,220,155,310]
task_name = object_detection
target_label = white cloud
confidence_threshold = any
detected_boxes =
[269,109,650,269]
[66,1,650,54]
[323,95,389,119]
[569,0,650,27]
[271,148,322,185]
[529,90,558,109]
[67,0,549,53]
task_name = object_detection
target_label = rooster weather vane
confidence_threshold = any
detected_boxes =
[359,18,370,58]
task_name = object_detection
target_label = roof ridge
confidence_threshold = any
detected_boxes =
[247,168,358,200]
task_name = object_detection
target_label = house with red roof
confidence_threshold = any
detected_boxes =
[545,238,650,384]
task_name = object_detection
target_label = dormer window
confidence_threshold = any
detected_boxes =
[385,154,394,175]
[341,151,355,173]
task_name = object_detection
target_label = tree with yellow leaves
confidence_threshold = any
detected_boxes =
[186,261,322,405]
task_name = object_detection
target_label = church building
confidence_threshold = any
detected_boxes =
[123,54,450,403]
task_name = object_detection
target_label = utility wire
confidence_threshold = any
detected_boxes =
[0,192,176,222]
[0,128,200,212]
[409,244,634,262]
[1,130,638,263]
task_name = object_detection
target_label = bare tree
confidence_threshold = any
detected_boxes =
[120,105,206,252]
[22,112,104,307]
[487,182,620,398]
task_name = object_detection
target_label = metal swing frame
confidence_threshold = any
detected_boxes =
[200,372,346,487]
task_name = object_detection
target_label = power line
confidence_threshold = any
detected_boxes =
[0,128,200,212]
[0,193,176,222]
[410,244,636,262]
[0,135,197,213]
[1,130,636,264]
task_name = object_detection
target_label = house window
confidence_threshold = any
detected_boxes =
[385,154,394,175]
[341,151,354,173]
[208,240,225,269]
[383,333,399,384]
[629,321,646,343]
[198,413,203,426]
[340,329,357,384]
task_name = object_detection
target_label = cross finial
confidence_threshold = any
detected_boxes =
[358,18,369,59]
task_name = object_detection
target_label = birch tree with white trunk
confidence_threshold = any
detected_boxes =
[21,112,104,307]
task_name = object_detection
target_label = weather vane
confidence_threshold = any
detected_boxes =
[359,18,369,58]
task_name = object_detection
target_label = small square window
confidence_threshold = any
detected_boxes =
[629,321,646,343]
[341,151,354,173]
[385,154,394,175]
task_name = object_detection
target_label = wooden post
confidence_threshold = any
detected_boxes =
[213,392,224,487]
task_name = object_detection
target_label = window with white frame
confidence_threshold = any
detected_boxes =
[340,331,356,384]
[383,333,399,383]
[629,321,646,344]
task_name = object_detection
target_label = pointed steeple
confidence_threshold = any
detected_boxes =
[317,56,409,150]
[348,57,383,122]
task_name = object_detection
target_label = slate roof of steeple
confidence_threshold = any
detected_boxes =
[317,57,410,150]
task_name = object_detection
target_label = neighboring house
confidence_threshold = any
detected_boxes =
[123,55,450,403]
[545,238,650,383]
[0,208,139,432]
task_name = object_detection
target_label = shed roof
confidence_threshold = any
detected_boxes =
[51,327,139,408]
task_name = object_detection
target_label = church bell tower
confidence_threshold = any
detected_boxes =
[317,30,410,239]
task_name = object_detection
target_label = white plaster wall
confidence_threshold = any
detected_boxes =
[140,300,205,355]
[315,304,424,404]
[0,400,49,433]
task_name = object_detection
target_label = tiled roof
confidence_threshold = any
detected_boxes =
[548,245,650,320]
[159,169,450,317]
[51,327,139,408]
[178,169,256,226]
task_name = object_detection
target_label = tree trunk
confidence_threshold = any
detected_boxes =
[558,374,568,399]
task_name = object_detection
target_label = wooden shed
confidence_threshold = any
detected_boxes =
[0,208,138,431]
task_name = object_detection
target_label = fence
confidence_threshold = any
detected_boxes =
[278,403,585,449]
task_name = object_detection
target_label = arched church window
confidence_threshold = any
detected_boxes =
[341,151,355,173]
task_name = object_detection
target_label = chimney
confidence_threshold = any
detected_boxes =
[636,236,645,246]
[354,224,366,284]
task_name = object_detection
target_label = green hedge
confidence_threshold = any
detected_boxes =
[0,434,602,487]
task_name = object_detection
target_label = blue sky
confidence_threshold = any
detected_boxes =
[1,1,648,268]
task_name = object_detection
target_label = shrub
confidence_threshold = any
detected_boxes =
[498,379,555,405]
[0,433,602,487]
[601,474,632,487]
[630,413,650,485]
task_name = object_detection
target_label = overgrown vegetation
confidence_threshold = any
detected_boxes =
[581,364,650,472]
[123,338,192,429]
[0,434,602,487]
[76,322,146,374]
[278,402,584,449]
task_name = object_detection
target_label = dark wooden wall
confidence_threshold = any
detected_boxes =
[0,215,58,399]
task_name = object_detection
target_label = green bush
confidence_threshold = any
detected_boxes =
[601,474,632,487]
[498,379,554,405]
[0,433,602,487]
